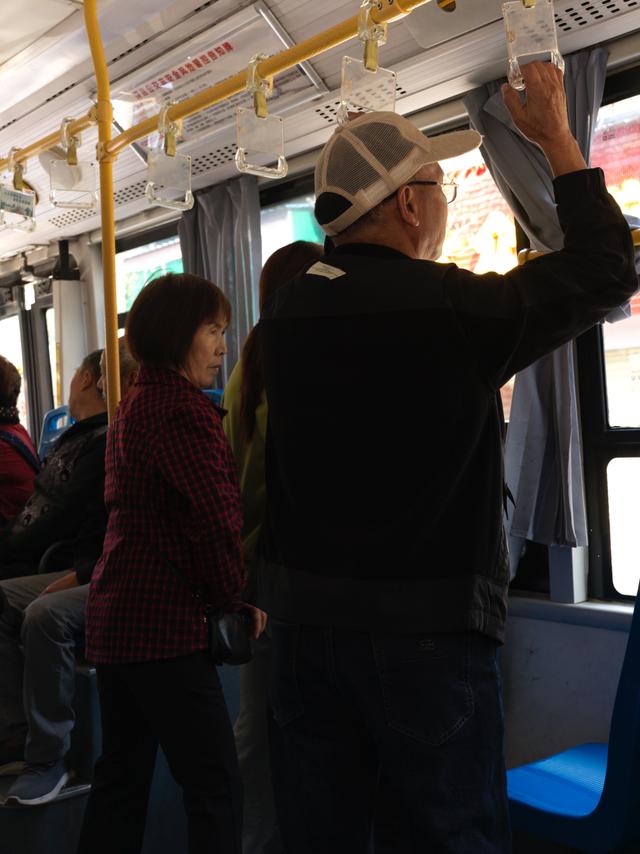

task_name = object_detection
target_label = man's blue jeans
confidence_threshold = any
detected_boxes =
[269,621,511,854]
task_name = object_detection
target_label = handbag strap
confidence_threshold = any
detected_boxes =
[0,430,41,474]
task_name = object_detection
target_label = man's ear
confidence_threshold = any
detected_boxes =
[396,185,420,229]
[79,369,95,392]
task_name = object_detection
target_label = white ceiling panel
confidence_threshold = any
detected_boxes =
[0,0,80,66]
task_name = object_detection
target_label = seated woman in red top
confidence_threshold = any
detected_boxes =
[78,273,266,854]
[0,356,38,525]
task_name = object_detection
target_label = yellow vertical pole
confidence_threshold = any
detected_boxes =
[83,0,120,422]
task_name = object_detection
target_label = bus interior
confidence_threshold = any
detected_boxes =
[1,0,640,851]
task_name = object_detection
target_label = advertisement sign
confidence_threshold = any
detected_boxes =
[0,186,35,218]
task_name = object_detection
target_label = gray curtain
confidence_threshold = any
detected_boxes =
[178,175,262,385]
[463,48,609,571]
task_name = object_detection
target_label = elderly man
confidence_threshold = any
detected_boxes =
[0,342,137,807]
[258,63,637,853]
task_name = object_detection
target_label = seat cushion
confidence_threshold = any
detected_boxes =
[507,742,607,818]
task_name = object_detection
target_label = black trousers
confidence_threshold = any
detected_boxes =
[77,651,243,854]
[270,623,511,854]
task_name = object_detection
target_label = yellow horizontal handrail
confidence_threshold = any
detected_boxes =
[105,0,431,157]
[518,228,640,265]
[0,111,97,174]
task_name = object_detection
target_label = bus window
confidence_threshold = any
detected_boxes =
[45,307,59,408]
[607,457,640,596]
[438,146,518,420]
[592,93,640,429]
[578,76,640,601]
[115,235,184,315]
[260,194,325,266]
[0,313,29,433]
[438,148,517,274]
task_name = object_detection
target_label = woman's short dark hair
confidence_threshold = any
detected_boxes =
[0,355,21,409]
[125,273,231,370]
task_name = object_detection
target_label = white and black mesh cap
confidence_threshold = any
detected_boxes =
[314,111,482,236]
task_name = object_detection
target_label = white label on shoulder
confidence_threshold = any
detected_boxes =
[306,261,346,280]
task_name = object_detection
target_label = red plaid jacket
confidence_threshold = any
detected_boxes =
[85,366,245,663]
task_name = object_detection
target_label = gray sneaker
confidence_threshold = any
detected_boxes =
[6,760,70,806]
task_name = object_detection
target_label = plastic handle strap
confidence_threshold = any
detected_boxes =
[7,148,25,190]
[246,53,273,119]
[504,0,564,91]
[358,0,387,72]
[61,118,79,166]
[234,147,288,180]
[235,55,287,179]
[158,103,183,157]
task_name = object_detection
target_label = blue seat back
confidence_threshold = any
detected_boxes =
[599,579,640,838]
[38,405,74,461]
[201,388,223,406]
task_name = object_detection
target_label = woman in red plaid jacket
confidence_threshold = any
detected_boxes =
[78,273,266,854]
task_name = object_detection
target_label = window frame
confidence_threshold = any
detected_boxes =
[577,65,640,602]
[0,284,54,442]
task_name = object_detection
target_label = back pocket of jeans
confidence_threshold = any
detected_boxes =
[372,633,474,746]
[269,620,305,727]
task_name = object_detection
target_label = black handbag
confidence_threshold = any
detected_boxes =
[204,605,253,665]
[164,559,253,666]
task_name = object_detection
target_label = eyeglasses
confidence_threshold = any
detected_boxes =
[406,179,458,204]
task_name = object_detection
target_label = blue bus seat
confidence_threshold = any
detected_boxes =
[507,581,640,852]
[38,406,74,461]
[201,388,223,406]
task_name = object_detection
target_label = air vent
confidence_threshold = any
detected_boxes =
[192,144,237,173]
[555,0,638,31]
[109,37,152,66]
[313,85,410,126]
[314,100,341,125]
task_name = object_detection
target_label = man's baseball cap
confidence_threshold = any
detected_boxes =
[314,111,482,236]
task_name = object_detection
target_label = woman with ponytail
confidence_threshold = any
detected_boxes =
[223,240,323,854]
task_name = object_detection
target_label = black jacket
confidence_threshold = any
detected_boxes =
[259,169,637,642]
[0,412,108,583]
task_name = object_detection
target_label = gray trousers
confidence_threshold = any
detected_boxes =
[0,572,88,765]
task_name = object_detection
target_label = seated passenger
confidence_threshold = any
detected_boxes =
[0,356,38,525]
[0,350,107,580]
[0,342,138,806]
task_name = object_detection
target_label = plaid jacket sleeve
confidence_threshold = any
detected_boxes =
[154,402,245,609]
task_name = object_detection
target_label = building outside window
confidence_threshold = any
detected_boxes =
[115,235,184,315]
